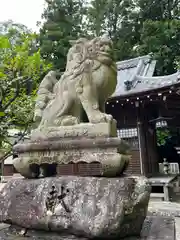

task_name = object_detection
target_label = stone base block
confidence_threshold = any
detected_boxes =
[0,176,151,239]
[31,121,117,141]
[0,216,175,239]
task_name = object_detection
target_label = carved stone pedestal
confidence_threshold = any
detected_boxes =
[13,136,130,178]
[13,122,130,179]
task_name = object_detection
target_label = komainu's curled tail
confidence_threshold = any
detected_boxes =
[34,71,58,124]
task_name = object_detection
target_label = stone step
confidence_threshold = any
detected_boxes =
[148,201,180,217]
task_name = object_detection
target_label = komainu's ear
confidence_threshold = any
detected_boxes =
[69,38,88,46]
[69,40,76,46]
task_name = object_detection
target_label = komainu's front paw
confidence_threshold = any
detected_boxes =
[90,112,113,123]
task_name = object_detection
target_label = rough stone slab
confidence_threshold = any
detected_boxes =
[0,223,9,231]
[31,121,117,141]
[124,216,175,239]
[139,215,175,240]
[0,176,150,239]
[148,201,180,217]
[175,217,180,240]
[0,216,175,239]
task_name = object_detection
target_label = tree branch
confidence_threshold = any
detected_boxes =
[3,89,19,111]
[173,0,180,9]
[0,151,12,163]
[0,125,29,163]
[1,76,27,115]
[3,139,13,147]
[167,0,172,19]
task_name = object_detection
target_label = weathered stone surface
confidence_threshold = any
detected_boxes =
[0,176,150,239]
[0,216,175,240]
[140,216,176,240]
[31,121,117,141]
[14,137,123,152]
[13,137,130,178]
[148,201,180,218]
[13,152,130,178]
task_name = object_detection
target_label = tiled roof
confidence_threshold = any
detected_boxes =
[111,55,180,98]
[116,55,154,72]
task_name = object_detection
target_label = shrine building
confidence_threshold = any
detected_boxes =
[106,54,180,177]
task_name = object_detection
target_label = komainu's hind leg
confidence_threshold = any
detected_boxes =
[54,115,80,126]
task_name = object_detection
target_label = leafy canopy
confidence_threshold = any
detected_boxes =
[39,0,87,71]
[0,23,52,152]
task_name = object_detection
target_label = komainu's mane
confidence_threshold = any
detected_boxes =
[58,37,112,85]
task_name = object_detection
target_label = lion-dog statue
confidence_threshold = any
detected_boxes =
[34,35,117,128]
[13,36,125,179]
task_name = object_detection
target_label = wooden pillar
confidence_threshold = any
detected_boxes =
[136,102,159,176]
[145,122,159,176]
[137,121,149,175]
[136,103,149,175]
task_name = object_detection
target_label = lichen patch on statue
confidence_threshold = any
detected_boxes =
[33,35,117,129]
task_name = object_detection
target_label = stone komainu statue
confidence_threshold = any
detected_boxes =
[13,35,131,179]
[34,35,117,128]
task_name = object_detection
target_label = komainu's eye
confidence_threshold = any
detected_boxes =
[75,45,81,52]
[88,47,93,52]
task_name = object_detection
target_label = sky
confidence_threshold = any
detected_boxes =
[0,0,45,31]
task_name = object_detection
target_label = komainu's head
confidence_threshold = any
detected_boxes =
[65,35,115,72]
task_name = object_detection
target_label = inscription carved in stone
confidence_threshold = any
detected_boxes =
[46,185,71,215]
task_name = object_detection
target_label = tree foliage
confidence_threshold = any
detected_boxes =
[79,0,137,60]
[38,0,180,74]
[0,20,30,39]
[137,20,180,75]
[132,0,180,75]
[39,0,87,71]
[136,0,180,21]
[0,22,52,150]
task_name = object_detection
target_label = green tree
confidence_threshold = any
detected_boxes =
[136,0,180,22]
[86,0,107,37]
[0,27,52,154]
[86,0,180,70]
[156,129,170,146]
[132,0,180,75]
[39,0,86,71]
[0,20,30,36]
[86,0,137,61]
[137,20,180,75]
